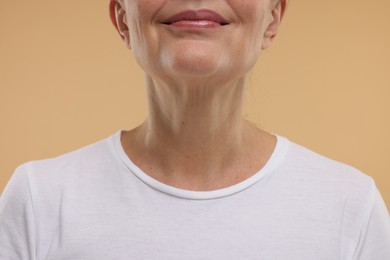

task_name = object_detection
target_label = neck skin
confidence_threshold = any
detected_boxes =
[121,75,276,191]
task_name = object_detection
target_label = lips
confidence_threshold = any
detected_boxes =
[162,9,229,27]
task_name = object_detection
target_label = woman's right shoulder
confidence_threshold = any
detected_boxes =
[13,133,119,186]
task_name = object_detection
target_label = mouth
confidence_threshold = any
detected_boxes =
[162,9,230,28]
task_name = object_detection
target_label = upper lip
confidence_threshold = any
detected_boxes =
[162,9,229,25]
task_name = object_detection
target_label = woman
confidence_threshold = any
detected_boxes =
[1,0,389,259]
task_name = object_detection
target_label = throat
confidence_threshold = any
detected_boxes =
[120,122,276,191]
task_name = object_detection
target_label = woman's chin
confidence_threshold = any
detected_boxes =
[160,42,229,78]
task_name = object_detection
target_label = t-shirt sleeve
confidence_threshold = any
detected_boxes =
[355,183,390,260]
[0,164,37,260]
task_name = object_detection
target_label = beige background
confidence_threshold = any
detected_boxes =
[1,0,389,208]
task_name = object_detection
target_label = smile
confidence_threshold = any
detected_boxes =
[162,9,229,29]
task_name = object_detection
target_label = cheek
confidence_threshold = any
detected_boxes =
[233,0,268,45]
[129,24,159,75]
[232,14,267,68]
[125,4,158,70]
[124,0,159,47]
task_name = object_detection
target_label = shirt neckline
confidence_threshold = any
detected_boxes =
[109,130,289,200]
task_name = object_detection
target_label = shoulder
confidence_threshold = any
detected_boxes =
[280,138,373,186]
[276,137,376,211]
[14,132,119,190]
[275,137,390,259]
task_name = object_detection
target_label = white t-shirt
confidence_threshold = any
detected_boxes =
[1,130,389,260]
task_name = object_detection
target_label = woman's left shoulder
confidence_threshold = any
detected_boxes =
[276,136,375,193]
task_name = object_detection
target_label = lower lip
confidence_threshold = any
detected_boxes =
[168,20,222,29]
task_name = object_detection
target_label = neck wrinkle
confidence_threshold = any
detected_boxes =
[143,74,247,152]
[123,75,272,189]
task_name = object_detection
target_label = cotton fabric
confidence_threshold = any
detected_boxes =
[1,130,389,260]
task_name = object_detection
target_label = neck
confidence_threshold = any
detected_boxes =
[122,75,275,190]
[145,75,246,146]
